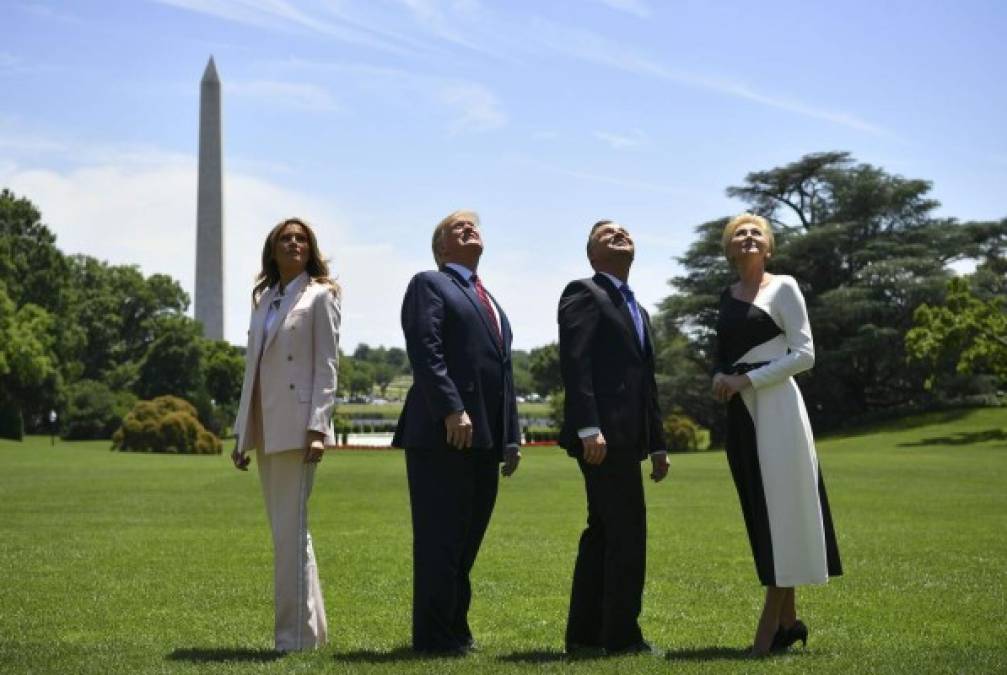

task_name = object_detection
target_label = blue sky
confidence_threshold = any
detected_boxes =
[2,0,1005,350]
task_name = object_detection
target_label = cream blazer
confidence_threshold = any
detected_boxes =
[233,277,341,454]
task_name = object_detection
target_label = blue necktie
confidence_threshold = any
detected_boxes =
[620,284,645,349]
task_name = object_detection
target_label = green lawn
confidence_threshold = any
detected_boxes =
[1,408,1005,673]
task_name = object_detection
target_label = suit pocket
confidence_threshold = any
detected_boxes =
[285,308,310,327]
[296,388,312,403]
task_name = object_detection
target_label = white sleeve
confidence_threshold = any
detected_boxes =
[746,277,814,389]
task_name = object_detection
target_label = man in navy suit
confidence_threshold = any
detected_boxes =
[558,219,669,655]
[393,209,521,655]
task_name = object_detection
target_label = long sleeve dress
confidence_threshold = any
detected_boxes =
[715,274,842,587]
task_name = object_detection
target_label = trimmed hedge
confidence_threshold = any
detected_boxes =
[112,395,221,454]
[524,427,559,443]
[0,406,23,441]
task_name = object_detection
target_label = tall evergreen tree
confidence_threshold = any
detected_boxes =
[658,152,1007,436]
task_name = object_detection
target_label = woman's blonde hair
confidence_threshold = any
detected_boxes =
[722,213,774,262]
[252,217,340,306]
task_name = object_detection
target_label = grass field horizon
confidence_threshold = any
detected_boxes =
[2,407,1005,673]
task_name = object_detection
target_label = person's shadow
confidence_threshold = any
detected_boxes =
[664,645,759,661]
[497,649,572,663]
[331,646,431,664]
[167,647,285,663]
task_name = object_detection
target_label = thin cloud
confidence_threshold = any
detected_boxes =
[268,56,506,134]
[594,0,651,19]
[227,80,341,112]
[153,0,415,55]
[438,83,507,133]
[594,129,649,150]
[395,0,505,59]
[13,2,81,23]
[521,157,681,195]
[530,17,887,136]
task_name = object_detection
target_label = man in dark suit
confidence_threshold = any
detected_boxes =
[393,209,521,655]
[558,219,669,655]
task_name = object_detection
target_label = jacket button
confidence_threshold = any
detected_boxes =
[289,384,294,390]
[287,355,293,361]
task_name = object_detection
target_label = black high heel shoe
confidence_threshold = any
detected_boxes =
[771,620,808,651]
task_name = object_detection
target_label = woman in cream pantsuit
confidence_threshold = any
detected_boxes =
[231,217,341,652]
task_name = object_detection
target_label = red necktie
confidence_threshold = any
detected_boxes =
[472,274,503,347]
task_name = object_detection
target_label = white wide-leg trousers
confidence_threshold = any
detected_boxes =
[256,446,328,651]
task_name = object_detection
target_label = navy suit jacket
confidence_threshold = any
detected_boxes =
[393,267,520,459]
[557,273,666,461]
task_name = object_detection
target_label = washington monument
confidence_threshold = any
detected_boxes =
[195,56,224,341]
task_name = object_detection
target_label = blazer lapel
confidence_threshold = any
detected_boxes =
[593,273,644,358]
[247,299,269,363]
[262,281,308,354]
[443,267,504,356]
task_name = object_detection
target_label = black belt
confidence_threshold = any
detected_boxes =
[722,361,769,375]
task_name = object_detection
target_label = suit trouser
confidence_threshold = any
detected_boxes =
[256,446,328,651]
[565,455,647,651]
[405,447,499,652]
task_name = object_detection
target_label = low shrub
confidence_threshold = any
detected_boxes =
[112,395,221,454]
[61,379,136,440]
[664,413,701,452]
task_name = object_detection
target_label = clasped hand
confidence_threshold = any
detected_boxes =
[711,373,751,402]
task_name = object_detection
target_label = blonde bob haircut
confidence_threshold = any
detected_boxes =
[722,213,774,262]
[431,209,480,267]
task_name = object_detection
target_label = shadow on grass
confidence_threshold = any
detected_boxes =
[166,647,284,663]
[332,646,433,663]
[898,428,1007,447]
[822,408,974,440]
[664,646,751,661]
[497,649,576,663]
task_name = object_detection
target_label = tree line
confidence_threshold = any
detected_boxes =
[2,151,1003,445]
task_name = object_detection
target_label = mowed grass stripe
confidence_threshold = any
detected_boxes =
[1,408,1005,673]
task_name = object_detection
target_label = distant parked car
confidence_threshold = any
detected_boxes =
[372,398,389,405]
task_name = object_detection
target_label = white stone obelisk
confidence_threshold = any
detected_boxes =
[195,56,224,341]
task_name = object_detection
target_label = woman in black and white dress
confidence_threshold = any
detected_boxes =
[711,213,841,656]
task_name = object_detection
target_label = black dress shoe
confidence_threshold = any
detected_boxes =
[769,624,788,652]
[565,642,605,657]
[606,640,657,656]
[771,620,809,651]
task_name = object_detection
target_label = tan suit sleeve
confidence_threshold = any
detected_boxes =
[308,287,341,435]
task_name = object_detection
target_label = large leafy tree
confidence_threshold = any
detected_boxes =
[529,342,561,395]
[906,277,1007,386]
[0,282,61,438]
[658,152,1007,436]
[65,255,189,381]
